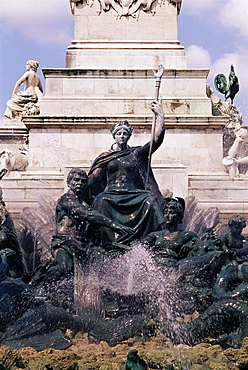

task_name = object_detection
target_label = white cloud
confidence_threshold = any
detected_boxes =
[218,0,248,40]
[182,0,248,41]
[186,45,212,69]
[182,0,221,16]
[0,0,73,45]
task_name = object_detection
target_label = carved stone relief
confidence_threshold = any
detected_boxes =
[70,0,182,18]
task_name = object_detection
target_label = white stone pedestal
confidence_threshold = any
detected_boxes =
[40,69,212,117]
[23,115,226,176]
[67,0,185,70]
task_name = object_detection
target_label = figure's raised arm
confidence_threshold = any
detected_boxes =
[141,100,165,157]
[151,99,165,152]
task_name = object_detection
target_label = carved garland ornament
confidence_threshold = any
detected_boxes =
[70,0,182,18]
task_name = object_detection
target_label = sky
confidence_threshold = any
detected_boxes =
[0,0,248,123]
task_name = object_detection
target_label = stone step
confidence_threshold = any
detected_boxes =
[189,173,248,214]
[1,171,64,224]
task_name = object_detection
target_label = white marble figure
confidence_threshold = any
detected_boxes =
[207,84,248,179]
[0,148,29,180]
[4,60,43,120]
[222,127,248,179]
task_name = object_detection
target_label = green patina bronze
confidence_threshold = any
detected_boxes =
[214,64,239,104]
[125,349,148,370]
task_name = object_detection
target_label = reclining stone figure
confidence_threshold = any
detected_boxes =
[4,60,43,120]
[0,148,29,180]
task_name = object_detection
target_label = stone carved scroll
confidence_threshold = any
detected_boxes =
[70,0,182,18]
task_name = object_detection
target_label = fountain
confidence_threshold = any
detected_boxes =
[0,176,247,367]
[0,0,247,368]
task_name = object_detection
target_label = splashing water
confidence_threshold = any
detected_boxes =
[75,243,185,327]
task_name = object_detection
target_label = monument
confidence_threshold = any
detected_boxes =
[0,0,235,225]
[0,1,247,363]
[2,0,248,229]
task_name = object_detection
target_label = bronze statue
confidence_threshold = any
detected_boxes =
[125,349,148,370]
[0,256,89,351]
[220,214,248,259]
[162,297,248,349]
[214,64,239,104]
[88,101,166,245]
[213,259,248,301]
[162,259,248,349]
[141,197,198,266]
[52,168,134,273]
[0,199,23,278]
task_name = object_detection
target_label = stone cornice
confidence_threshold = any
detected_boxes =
[0,127,28,139]
[42,68,210,79]
[23,115,227,129]
[68,40,184,49]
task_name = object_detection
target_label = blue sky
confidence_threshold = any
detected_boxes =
[0,0,248,123]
